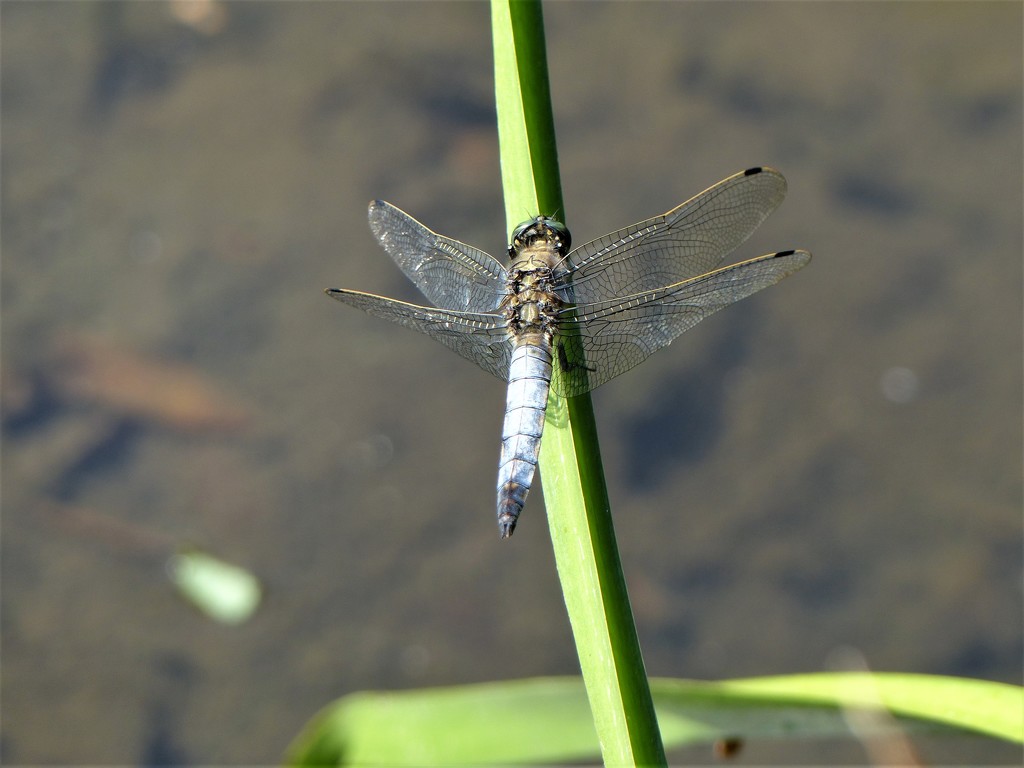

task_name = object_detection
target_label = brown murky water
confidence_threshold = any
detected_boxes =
[3,2,1020,763]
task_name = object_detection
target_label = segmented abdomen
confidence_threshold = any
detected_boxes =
[496,342,552,538]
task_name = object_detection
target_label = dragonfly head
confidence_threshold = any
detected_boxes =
[511,216,571,255]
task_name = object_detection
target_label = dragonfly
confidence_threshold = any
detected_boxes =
[326,167,811,539]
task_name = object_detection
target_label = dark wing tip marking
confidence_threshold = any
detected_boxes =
[768,247,812,262]
[743,165,788,180]
[767,248,813,272]
[325,287,373,303]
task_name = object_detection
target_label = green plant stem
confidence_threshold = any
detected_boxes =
[490,2,666,765]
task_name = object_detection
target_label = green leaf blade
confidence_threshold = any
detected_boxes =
[286,674,1023,766]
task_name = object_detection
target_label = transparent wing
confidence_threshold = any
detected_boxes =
[552,249,812,397]
[325,288,511,381]
[368,201,508,313]
[562,168,788,304]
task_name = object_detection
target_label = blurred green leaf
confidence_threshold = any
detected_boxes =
[286,673,1022,765]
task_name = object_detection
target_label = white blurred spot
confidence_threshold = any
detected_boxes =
[880,366,918,403]
[168,550,261,625]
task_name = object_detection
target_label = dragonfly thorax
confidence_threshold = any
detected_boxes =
[503,262,564,344]
[504,219,572,344]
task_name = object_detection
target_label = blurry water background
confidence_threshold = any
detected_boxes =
[2,1,1020,764]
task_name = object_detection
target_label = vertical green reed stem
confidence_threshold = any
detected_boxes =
[490,2,666,765]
